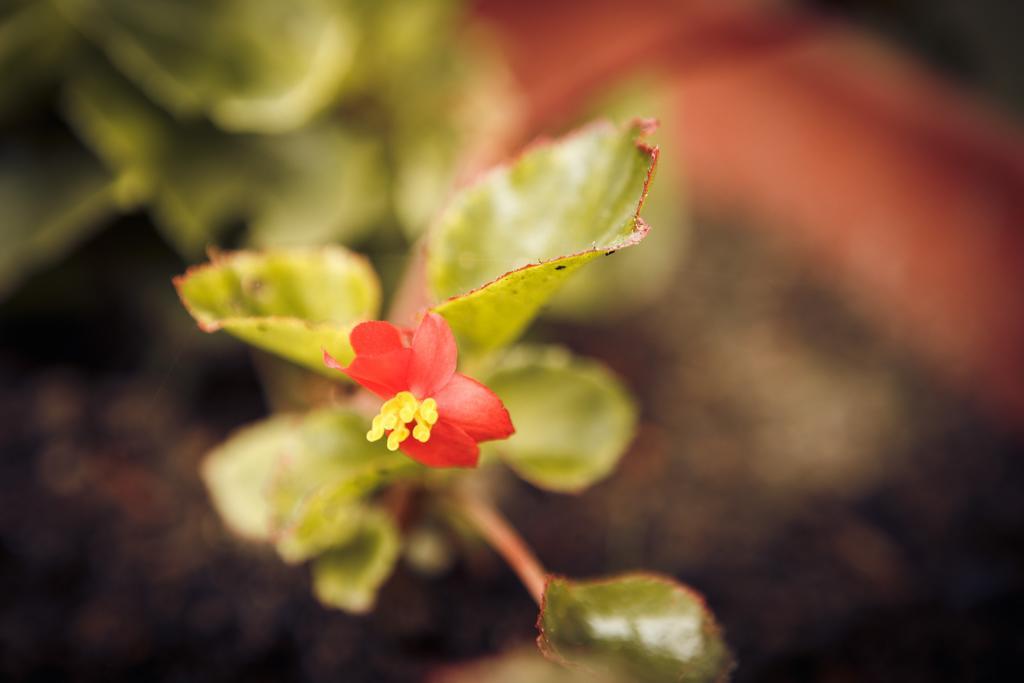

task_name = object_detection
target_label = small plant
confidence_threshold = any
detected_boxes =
[176,119,732,682]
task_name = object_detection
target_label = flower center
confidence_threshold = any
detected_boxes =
[367,391,440,451]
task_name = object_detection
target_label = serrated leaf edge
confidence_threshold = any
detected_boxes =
[429,118,660,309]
[172,245,380,334]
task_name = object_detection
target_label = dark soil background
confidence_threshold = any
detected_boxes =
[3,1,1024,681]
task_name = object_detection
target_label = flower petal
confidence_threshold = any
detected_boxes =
[433,373,515,442]
[399,420,479,468]
[350,321,407,356]
[408,312,457,398]
[325,347,412,399]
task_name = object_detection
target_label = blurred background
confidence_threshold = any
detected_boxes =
[2,0,1023,681]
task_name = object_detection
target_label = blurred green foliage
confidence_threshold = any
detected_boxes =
[202,407,414,613]
[311,508,401,613]
[0,0,485,297]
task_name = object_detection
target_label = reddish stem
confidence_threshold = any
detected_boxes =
[387,240,432,327]
[383,481,417,531]
[454,490,546,605]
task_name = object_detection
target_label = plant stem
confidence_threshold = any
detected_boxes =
[386,240,431,327]
[383,481,417,531]
[454,490,547,605]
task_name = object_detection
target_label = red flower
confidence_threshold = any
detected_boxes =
[323,312,514,468]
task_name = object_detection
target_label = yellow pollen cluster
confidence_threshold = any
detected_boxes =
[367,391,439,451]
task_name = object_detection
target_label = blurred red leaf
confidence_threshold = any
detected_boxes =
[475,0,1024,425]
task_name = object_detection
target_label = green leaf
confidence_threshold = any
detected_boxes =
[311,508,401,614]
[548,77,688,320]
[538,574,734,683]
[58,0,355,133]
[0,129,115,299]
[427,120,658,351]
[202,410,406,613]
[201,413,295,541]
[267,411,415,563]
[275,492,372,565]
[483,347,637,493]
[174,246,380,376]
[433,647,624,683]
[201,409,410,542]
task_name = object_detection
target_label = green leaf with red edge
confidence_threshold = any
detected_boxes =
[546,76,689,321]
[174,246,380,376]
[538,573,734,683]
[481,346,637,493]
[201,408,410,543]
[311,508,401,614]
[427,119,658,352]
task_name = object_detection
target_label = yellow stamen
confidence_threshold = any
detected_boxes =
[366,414,385,442]
[419,398,439,425]
[412,423,431,442]
[367,391,440,449]
[387,424,410,451]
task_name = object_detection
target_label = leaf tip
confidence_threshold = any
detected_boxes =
[171,263,223,333]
